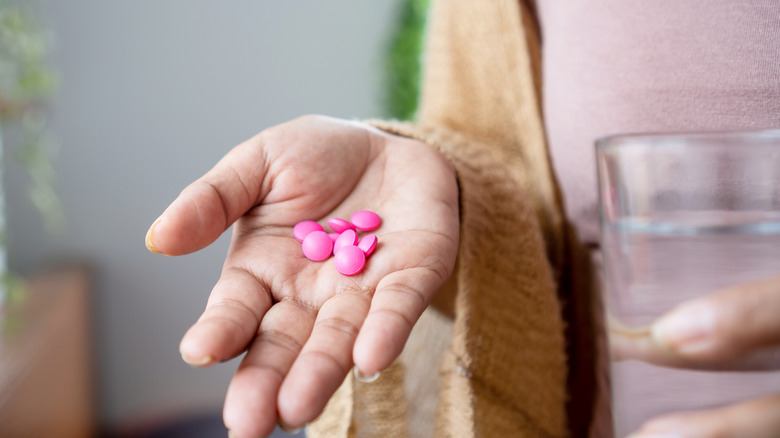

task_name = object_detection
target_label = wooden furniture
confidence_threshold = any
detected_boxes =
[0,265,96,437]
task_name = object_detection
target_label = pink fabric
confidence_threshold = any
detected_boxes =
[537,0,780,245]
[537,3,780,434]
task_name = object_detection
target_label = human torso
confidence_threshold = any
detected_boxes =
[537,0,780,245]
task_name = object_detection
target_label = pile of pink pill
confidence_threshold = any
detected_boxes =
[293,210,381,276]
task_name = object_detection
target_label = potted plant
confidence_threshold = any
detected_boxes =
[0,0,60,317]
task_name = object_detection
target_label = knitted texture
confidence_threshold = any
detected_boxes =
[307,0,584,436]
[419,0,565,267]
[374,123,568,438]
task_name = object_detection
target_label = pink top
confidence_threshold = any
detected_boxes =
[537,3,780,434]
[537,0,780,245]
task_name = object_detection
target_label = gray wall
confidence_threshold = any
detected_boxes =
[5,0,402,429]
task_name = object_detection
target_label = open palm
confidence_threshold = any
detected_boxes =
[146,115,459,437]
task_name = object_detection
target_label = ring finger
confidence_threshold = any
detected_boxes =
[223,299,316,438]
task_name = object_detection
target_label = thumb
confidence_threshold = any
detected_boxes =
[146,135,268,256]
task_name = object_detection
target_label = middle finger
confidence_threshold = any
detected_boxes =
[277,286,373,428]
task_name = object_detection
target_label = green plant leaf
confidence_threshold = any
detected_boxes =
[383,0,430,121]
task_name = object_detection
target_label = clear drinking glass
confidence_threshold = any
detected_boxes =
[596,130,780,436]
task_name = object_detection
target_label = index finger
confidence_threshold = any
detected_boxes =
[632,275,780,368]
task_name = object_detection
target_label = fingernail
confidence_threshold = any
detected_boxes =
[181,351,215,367]
[651,301,716,354]
[278,420,303,435]
[353,366,380,383]
[145,217,162,254]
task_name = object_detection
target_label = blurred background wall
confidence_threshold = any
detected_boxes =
[4,0,405,433]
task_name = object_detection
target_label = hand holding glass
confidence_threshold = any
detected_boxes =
[597,130,780,436]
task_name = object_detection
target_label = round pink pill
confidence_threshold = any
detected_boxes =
[350,210,381,231]
[328,232,340,242]
[301,231,333,261]
[334,245,366,276]
[358,234,377,256]
[333,229,359,254]
[293,220,324,242]
[328,217,355,234]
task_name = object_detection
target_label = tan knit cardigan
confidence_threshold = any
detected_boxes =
[309,0,606,436]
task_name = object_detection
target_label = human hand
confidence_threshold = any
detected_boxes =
[145,115,459,437]
[610,275,780,437]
